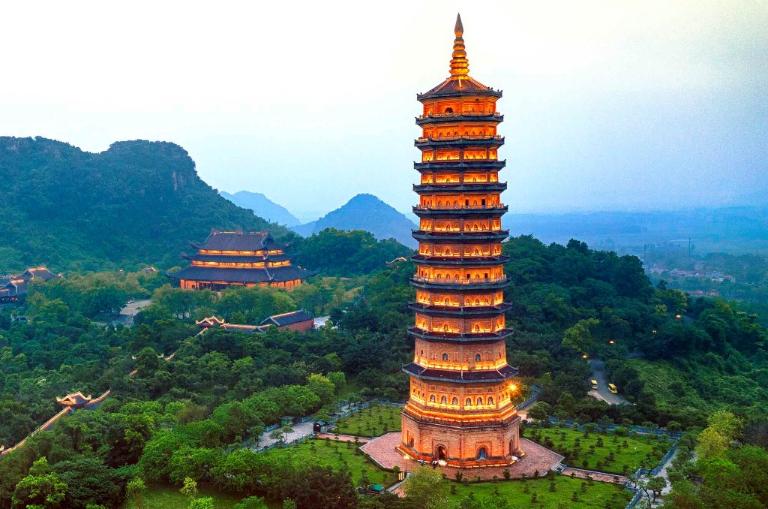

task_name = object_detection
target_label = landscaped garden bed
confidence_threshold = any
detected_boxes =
[448,474,632,508]
[261,438,397,488]
[524,424,672,474]
[333,404,402,437]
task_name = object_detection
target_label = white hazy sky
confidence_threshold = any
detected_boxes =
[1,0,767,220]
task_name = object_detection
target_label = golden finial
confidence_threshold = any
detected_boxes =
[450,13,469,78]
[454,13,463,36]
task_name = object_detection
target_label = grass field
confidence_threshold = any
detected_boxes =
[262,438,397,488]
[333,404,402,437]
[449,475,632,509]
[524,426,671,474]
[123,484,242,509]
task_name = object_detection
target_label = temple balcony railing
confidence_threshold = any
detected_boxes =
[411,255,508,267]
[410,277,510,292]
[409,301,513,317]
[415,160,506,171]
[413,205,508,217]
[413,182,507,193]
[412,229,508,239]
[416,135,504,144]
[415,113,503,125]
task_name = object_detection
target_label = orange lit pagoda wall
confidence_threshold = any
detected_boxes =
[399,14,522,469]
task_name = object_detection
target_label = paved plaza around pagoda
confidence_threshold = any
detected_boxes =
[361,432,565,481]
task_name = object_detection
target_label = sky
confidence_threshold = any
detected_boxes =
[1,0,766,221]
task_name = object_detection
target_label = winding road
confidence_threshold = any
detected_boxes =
[587,359,629,405]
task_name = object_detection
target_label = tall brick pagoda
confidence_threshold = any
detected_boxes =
[398,14,523,468]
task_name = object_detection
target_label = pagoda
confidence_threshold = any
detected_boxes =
[398,14,523,468]
[174,231,306,290]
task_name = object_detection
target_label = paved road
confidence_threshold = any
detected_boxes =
[115,299,152,326]
[253,421,315,450]
[588,359,629,405]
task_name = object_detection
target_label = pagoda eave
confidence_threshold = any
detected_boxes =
[409,302,513,317]
[411,255,509,266]
[415,137,504,149]
[412,230,509,243]
[403,362,518,383]
[415,113,503,126]
[413,182,507,193]
[407,326,513,343]
[414,160,506,172]
[417,88,503,101]
[413,206,508,218]
[409,278,509,291]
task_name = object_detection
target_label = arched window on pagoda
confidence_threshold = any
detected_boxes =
[465,398,472,407]
[429,395,436,403]
[440,396,447,404]
[488,396,494,405]
[477,447,488,460]
[476,397,483,406]
[452,397,458,405]
[475,353,481,362]
[442,353,449,361]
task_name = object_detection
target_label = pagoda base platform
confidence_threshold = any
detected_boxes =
[361,432,564,480]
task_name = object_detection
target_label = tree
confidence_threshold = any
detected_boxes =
[12,466,68,509]
[562,318,600,354]
[696,427,730,460]
[402,467,453,509]
[234,496,269,509]
[707,410,742,441]
[646,476,666,502]
[189,497,214,509]
[306,374,336,405]
[180,477,198,499]
[126,478,147,509]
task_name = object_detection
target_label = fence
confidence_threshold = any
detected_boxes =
[517,384,541,410]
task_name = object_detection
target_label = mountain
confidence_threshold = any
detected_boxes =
[292,194,416,248]
[220,190,300,227]
[0,137,293,271]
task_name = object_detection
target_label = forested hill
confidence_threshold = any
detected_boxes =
[0,137,293,271]
[292,194,417,248]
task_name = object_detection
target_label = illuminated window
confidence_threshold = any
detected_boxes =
[440,396,447,404]
[477,397,483,405]
[451,397,458,405]
[442,353,449,361]
[465,398,472,407]
[488,396,494,405]
[475,353,481,362]
[429,395,436,403]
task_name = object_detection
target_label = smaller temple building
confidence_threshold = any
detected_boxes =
[0,266,60,303]
[174,231,306,290]
[196,309,315,334]
[260,309,314,332]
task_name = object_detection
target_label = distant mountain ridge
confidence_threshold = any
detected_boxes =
[221,190,300,226]
[292,194,416,248]
[0,137,292,271]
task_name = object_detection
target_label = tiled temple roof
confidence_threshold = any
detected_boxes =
[261,309,313,327]
[173,265,306,284]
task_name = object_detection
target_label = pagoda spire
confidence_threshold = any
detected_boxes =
[450,13,469,79]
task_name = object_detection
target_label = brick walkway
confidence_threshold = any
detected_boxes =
[316,433,370,444]
[361,433,564,481]
[561,466,627,484]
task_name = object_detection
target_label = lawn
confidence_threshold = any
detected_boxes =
[524,425,672,474]
[123,484,242,509]
[449,475,632,509]
[262,438,398,488]
[333,404,402,437]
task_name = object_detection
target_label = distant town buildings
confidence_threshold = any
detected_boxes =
[173,230,307,291]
